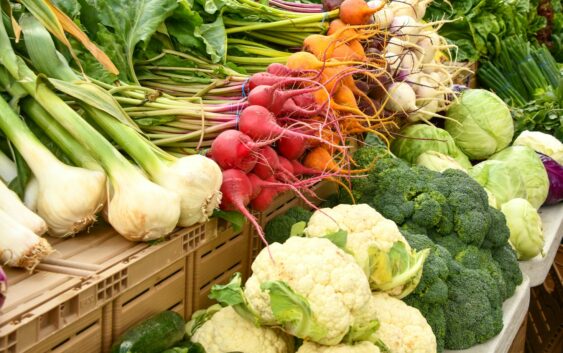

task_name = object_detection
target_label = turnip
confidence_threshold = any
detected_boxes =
[390,16,423,39]
[371,7,395,29]
[385,82,418,113]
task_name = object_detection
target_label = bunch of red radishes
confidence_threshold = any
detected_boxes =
[208,64,342,243]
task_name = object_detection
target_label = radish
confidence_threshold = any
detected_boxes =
[292,92,317,108]
[267,63,296,76]
[277,135,308,160]
[290,159,323,176]
[239,105,331,146]
[219,169,267,245]
[251,187,282,212]
[210,130,271,172]
[278,157,295,175]
[247,84,321,116]
[252,146,280,180]
[280,98,326,118]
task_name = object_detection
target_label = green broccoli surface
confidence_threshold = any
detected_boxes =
[264,207,312,245]
[346,146,524,352]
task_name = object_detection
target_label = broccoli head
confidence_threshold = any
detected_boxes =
[444,267,503,349]
[352,144,393,169]
[481,208,510,249]
[264,207,312,244]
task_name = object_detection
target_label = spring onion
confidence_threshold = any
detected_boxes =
[0,208,53,271]
[0,179,47,235]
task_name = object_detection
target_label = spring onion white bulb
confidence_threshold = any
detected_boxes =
[87,106,222,227]
[23,176,39,211]
[0,180,47,235]
[0,96,106,237]
[0,209,53,271]
[0,149,16,183]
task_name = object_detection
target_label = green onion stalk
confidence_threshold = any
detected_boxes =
[0,17,183,241]
[20,15,224,228]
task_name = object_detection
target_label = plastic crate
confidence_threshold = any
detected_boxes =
[247,180,339,263]
[526,246,563,353]
[110,258,187,344]
[191,219,250,312]
[0,220,216,353]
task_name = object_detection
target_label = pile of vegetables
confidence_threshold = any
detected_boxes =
[0,1,223,260]
[320,143,524,351]
[112,204,439,353]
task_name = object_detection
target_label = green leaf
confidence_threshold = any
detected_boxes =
[209,272,246,306]
[322,230,348,250]
[194,13,227,63]
[289,221,306,237]
[212,209,246,233]
[261,280,327,342]
[87,0,178,83]
[166,0,207,55]
[52,0,81,19]
[342,319,379,344]
[185,304,222,337]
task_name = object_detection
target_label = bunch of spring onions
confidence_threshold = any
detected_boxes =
[478,36,563,140]
[0,11,223,242]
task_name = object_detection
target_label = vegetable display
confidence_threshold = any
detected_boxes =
[335,144,523,351]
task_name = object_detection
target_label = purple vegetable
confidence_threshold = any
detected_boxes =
[322,0,344,11]
[538,153,563,205]
[0,266,6,309]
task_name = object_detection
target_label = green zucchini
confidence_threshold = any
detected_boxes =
[111,311,185,353]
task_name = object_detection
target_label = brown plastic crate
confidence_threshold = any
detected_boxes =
[111,258,186,342]
[0,220,216,353]
[0,268,82,329]
[526,246,563,353]
[39,221,213,275]
[247,180,339,263]
[191,220,250,312]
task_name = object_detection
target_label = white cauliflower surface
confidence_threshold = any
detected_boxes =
[360,293,437,353]
[245,236,373,345]
[297,341,382,353]
[304,204,417,296]
[191,306,293,353]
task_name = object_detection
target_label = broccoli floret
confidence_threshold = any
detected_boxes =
[285,207,312,223]
[264,215,295,244]
[444,267,503,349]
[481,208,510,249]
[434,234,467,257]
[412,191,446,228]
[492,244,524,298]
[353,145,392,169]
[264,207,312,244]
[455,247,506,301]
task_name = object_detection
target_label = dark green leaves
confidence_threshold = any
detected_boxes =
[212,209,246,233]
[85,0,178,83]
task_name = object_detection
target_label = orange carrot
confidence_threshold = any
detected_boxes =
[339,0,384,25]
[327,20,366,58]
[303,34,364,61]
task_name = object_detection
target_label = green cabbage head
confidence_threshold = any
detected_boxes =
[501,198,544,260]
[445,89,513,160]
[391,124,472,169]
[490,146,549,208]
[469,160,527,208]
[416,151,468,173]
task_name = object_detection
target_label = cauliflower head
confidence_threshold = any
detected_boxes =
[297,341,382,353]
[189,306,293,353]
[359,293,437,353]
[212,236,375,346]
[305,204,429,298]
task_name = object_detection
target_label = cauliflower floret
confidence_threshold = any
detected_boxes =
[191,306,293,353]
[305,204,427,298]
[359,293,437,353]
[297,341,381,353]
[246,236,372,345]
